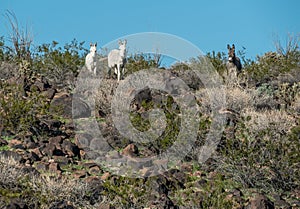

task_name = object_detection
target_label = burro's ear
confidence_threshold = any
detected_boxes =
[118,40,122,45]
[232,44,235,49]
[227,44,230,50]
[90,42,93,47]
[95,42,97,47]
[123,39,127,45]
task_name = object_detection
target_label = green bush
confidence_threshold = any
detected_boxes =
[125,53,161,76]
[244,35,300,86]
[130,93,180,153]
[0,82,49,135]
[0,37,4,62]
[32,39,87,90]
[218,115,300,193]
[206,51,227,77]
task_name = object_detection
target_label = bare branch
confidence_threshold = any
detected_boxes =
[5,10,33,60]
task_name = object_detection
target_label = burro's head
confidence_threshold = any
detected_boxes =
[227,44,236,62]
[89,42,97,53]
[118,39,127,58]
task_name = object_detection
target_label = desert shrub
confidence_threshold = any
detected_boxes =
[253,82,300,110]
[4,11,33,62]
[291,91,300,113]
[218,111,300,194]
[0,62,19,81]
[129,91,181,153]
[274,82,300,109]
[242,108,296,137]
[251,84,279,110]
[225,87,254,112]
[206,51,227,78]
[0,82,49,135]
[244,35,300,86]
[0,37,5,62]
[0,156,98,208]
[125,53,162,76]
[169,172,242,209]
[33,39,87,90]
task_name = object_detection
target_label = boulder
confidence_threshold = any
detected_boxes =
[246,194,275,209]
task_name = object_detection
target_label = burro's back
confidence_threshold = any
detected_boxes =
[108,49,122,67]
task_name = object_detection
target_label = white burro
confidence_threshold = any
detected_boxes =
[108,40,127,81]
[85,42,97,75]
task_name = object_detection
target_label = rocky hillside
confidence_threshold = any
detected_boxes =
[0,38,300,208]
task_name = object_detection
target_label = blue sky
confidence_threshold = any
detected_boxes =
[0,0,299,61]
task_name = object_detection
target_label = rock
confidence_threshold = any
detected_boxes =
[101,172,110,181]
[62,140,80,157]
[171,66,204,90]
[52,148,65,156]
[50,93,72,118]
[72,97,91,119]
[82,161,99,169]
[131,87,152,110]
[89,136,114,155]
[97,203,114,209]
[180,162,193,173]
[49,136,63,149]
[85,176,102,184]
[73,170,88,179]
[8,139,22,147]
[23,136,38,149]
[41,143,56,157]
[32,77,51,91]
[30,148,43,158]
[89,165,101,175]
[246,194,275,209]
[11,144,26,150]
[27,151,41,162]
[75,133,93,149]
[0,138,8,146]
[52,156,71,166]
[271,194,291,209]
[34,161,49,171]
[291,189,300,199]
[39,119,62,136]
[140,167,152,177]
[122,144,138,157]
[49,162,62,175]
[149,193,178,209]
[49,200,75,209]
[41,88,56,100]
[80,150,86,158]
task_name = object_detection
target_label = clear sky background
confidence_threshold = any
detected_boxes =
[0,0,299,61]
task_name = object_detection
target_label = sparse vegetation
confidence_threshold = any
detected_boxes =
[0,18,299,208]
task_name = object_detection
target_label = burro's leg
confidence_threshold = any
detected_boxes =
[122,66,125,80]
[117,64,121,82]
[107,67,111,79]
[93,64,97,75]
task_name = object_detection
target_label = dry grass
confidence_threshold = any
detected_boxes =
[242,108,297,135]
[0,156,101,208]
[225,87,254,112]
[291,92,300,114]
